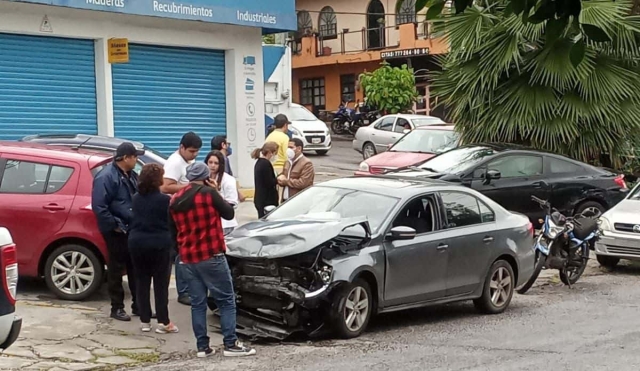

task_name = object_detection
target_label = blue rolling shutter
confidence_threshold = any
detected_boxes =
[112,44,226,156]
[0,33,97,140]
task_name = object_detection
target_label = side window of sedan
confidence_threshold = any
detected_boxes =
[487,155,543,178]
[375,117,395,132]
[392,195,437,234]
[133,161,144,175]
[547,157,582,174]
[440,192,483,228]
[394,118,410,133]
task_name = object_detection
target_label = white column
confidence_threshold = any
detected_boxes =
[226,38,265,189]
[94,38,114,136]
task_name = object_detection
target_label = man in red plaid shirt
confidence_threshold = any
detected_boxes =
[169,162,256,358]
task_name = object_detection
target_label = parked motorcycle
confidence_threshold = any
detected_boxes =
[517,195,600,294]
[331,101,358,135]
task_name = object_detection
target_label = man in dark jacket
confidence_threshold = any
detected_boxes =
[92,142,144,321]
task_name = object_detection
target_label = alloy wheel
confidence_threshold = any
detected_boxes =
[489,267,512,307]
[50,251,95,296]
[344,286,369,332]
[363,144,375,159]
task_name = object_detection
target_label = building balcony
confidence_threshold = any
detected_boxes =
[291,22,448,69]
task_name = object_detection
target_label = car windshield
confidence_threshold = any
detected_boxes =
[286,106,318,121]
[265,186,399,233]
[629,183,640,200]
[391,129,458,154]
[411,117,445,127]
[419,146,496,174]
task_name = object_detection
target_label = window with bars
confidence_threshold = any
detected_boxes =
[340,74,356,102]
[396,0,417,25]
[319,6,337,39]
[300,78,326,113]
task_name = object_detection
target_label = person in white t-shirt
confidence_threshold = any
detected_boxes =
[205,150,238,235]
[161,132,202,194]
[161,132,203,307]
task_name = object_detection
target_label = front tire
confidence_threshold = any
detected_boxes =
[330,279,373,339]
[517,250,545,295]
[331,119,346,135]
[44,244,103,301]
[315,150,328,156]
[596,254,619,270]
[474,260,515,314]
[560,248,589,285]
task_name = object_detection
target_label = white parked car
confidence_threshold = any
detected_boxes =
[352,114,446,159]
[595,183,640,269]
[275,103,332,155]
[0,227,20,352]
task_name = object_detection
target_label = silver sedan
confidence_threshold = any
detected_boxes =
[595,183,640,269]
[352,114,446,159]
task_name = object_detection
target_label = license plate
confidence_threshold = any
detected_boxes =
[312,138,321,144]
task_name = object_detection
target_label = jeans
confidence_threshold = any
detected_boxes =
[184,255,237,350]
[174,255,189,297]
[102,231,137,312]
[130,247,171,325]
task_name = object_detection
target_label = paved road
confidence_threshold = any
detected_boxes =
[129,264,640,371]
[307,136,362,181]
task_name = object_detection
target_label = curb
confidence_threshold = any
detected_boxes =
[239,188,255,199]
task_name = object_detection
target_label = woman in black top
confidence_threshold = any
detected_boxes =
[251,142,280,218]
[128,164,178,334]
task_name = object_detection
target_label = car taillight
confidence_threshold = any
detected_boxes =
[1,243,18,305]
[614,174,627,189]
[528,222,534,236]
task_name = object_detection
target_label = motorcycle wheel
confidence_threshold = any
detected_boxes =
[331,119,346,135]
[517,250,545,294]
[560,248,589,285]
[349,120,362,135]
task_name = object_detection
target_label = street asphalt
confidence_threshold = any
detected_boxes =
[129,263,640,371]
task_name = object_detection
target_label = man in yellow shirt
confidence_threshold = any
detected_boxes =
[265,114,291,175]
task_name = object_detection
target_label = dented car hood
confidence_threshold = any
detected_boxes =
[225,216,371,259]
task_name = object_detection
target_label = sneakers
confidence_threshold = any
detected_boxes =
[197,347,215,358]
[223,341,256,357]
[155,322,179,334]
[110,309,131,322]
[140,323,152,332]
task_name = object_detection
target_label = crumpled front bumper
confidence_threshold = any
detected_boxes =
[224,276,333,340]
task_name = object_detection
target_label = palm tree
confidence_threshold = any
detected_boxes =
[430,0,640,169]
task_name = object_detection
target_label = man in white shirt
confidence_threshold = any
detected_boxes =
[162,132,202,306]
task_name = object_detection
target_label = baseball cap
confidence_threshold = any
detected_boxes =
[114,142,145,161]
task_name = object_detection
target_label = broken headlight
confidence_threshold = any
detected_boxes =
[317,265,333,284]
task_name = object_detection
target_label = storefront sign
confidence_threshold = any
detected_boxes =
[9,0,296,32]
[381,48,430,59]
[108,38,129,64]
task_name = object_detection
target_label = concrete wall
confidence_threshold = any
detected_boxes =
[0,1,265,188]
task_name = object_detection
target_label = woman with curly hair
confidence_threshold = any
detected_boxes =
[128,163,178,334]
[204,150,239,235]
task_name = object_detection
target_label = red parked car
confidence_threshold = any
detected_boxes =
[356,125,459,175]
[0,142,112,300]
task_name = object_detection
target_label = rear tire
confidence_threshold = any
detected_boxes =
[362,142,377,160]
[596,254,619,270]
[517,251,545,295]
[574,200,605,217]
[474,260,515,314]
[44,244,103,301]
[560,248,589,285]
[331,119,345,135]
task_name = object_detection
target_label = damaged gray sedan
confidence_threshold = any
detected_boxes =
[224,177,535,339]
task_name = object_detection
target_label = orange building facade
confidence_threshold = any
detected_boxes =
[291,0,448,118]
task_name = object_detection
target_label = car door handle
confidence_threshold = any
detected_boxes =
[43,204,65,211]
[483,236,494,243]
[436,244,448,251]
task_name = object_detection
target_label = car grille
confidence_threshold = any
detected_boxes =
[369,166,386,174]
[305,135,326,143]
[303,130,325,134]
[606,246,640,256]
[614,223,640,233]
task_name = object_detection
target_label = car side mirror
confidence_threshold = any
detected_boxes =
[263,205,276,215]
[387,226,417,241]
[484,169,501,184]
